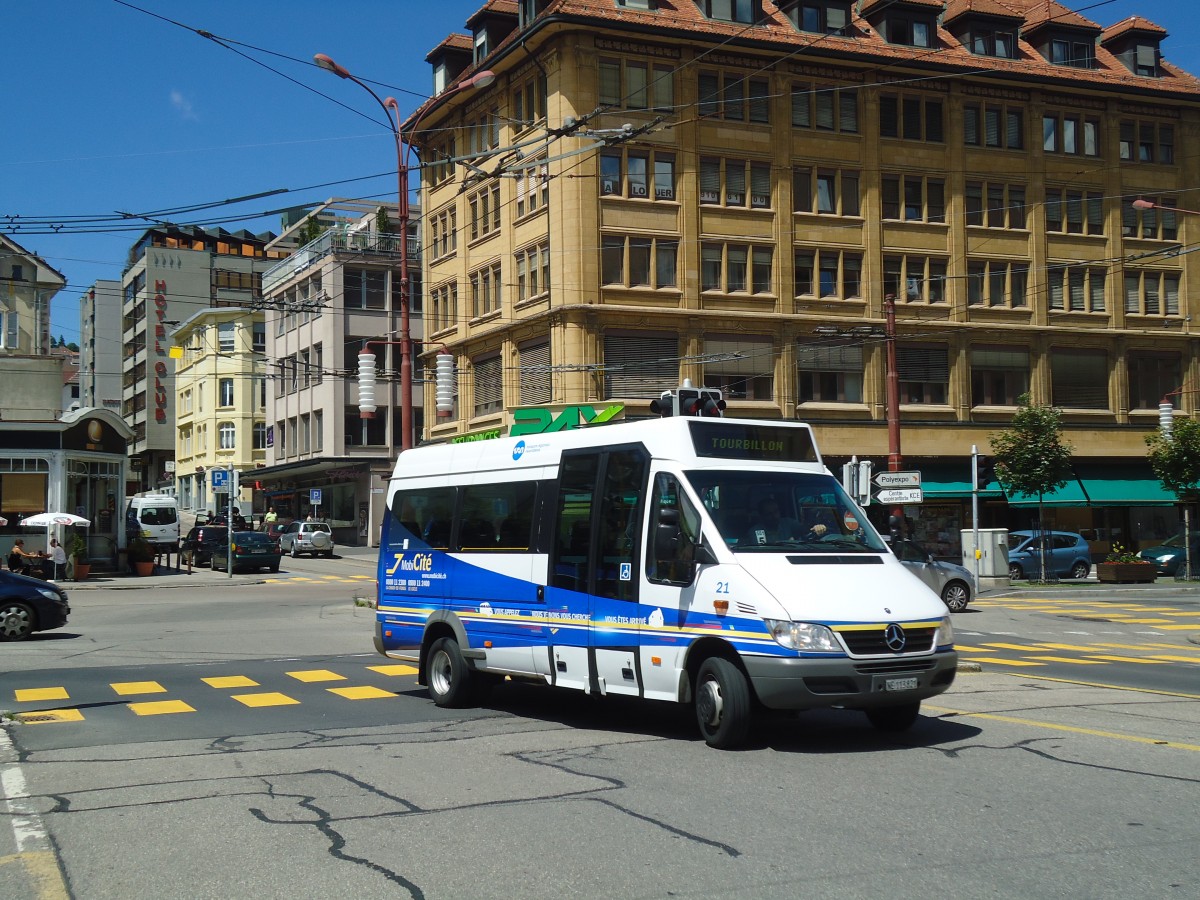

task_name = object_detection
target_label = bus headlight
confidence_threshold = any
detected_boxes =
[764,620,841,652]
[935,615,955,647]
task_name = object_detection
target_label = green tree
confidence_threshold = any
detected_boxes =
[375,206,392,234]
[297,217,324,246]
[1146,417,1200,501]
[989,394,1074,581]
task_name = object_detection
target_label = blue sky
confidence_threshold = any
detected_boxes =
[6,0,1198,343]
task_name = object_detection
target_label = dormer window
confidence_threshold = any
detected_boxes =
[968,29,1015,58]
[696,0,761,25]
[1101,17,1167,78]
[433,61,448,95]
[1049,37,1094,68]
[888,16,934,49]
[1134,44,1159,77]
[785,2,851,35]
[616,0,654,9]
[474,29,491,64]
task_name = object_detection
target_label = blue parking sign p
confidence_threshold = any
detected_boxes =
[310,489,322,506]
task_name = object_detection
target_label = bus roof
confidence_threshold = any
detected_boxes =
[389,417,824,483]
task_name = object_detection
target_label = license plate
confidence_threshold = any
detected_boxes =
[885,677,919,692]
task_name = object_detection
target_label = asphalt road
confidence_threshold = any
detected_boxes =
[1,577,1198,899]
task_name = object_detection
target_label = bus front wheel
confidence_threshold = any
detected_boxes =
[694,657,751,749]
[427,636,474,708]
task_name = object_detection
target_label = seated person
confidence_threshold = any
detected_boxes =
[7,539,35,575]
[741,498,827,546]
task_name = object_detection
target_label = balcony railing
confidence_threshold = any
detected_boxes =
[262,229,420,297]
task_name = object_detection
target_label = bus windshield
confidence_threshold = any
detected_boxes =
[684,470,887,553]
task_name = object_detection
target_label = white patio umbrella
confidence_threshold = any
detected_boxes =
[19,513,92,564]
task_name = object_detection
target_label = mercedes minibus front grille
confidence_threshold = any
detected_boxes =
[840,627,936,655]
[853,660,937,674]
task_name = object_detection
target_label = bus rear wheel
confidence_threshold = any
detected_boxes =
[427,636,475,708]
[694,657,751,749]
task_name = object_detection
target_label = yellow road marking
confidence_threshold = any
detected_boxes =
[0,850,70,899]
[111,681,167,696]
[1092,643,1172,651]
[1005,672,1200,699]
[1033,643,1107,652]
[202,676,259,688]
[1105,619,1174,625]
[1160,612,1200,617]
[367,664,419,676]
[926,705,1200,752]
[14,687,68,702]
[286,669,346,683]
[1147,655,1200,663]
[1156,624,1200,630]
[13,709,84,724]
[349,575,375,580]
[982,643,1040,651]
[231,692,299,707]
[1083,655,1168,664]
[128,700,195,716]
[964,658,1045,667]
[327,685,397,700]
[1023,656,1107,665]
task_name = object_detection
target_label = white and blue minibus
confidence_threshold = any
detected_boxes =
[374,413,957,748]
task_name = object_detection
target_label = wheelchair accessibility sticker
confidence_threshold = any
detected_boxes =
[620,562,632,581]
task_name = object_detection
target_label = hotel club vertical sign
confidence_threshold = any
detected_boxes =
[154,279,169,422]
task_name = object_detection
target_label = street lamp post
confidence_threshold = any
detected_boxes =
[314,54,494,450]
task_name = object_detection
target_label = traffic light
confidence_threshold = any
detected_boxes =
[977,455,997,487]
[699,388,726,417]
[676,386,726,417]
[650,390,675,417]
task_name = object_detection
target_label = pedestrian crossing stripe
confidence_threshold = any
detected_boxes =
[129,700,195,716]
[202,676,259,688]
[963,658,1045,666]
[14,687,68,702]
[231,692,300,707]
[1024,656,1107,665]
[15,709,84,724]
[286,669,347,683]
[368,664,419,676]
[327,686,396,700]
[1147,655,1200,663]
[112,681,167,696]
[1084,655,1169,664]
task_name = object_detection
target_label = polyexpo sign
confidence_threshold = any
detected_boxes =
[874,471,921,488]
[874,471,923,504]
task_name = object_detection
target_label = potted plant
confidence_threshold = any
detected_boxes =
[69,534,90,581]
[128,538,156,576]
[1096,543,1156,584]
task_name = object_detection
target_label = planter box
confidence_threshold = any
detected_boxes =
[1096,563,1156,584]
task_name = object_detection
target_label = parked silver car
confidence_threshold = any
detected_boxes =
[891,539,973,612]
[278,521,334,558]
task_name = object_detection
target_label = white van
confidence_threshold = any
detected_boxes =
[125,495,180,549]
[373,413,957,748]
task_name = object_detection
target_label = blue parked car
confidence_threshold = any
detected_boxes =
[1007,530,1092,580]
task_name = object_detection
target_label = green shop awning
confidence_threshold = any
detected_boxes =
[1076,464,1176,507]
[1004,477,1089,508]
[917,463,1004,500]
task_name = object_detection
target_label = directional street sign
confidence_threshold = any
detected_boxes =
[873,471,921,488]
[875,487,924,504]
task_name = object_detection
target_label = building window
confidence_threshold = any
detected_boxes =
[468,184,502,241]
[1047,37,1095,68]
[515,160,550,216]
[897,345,949,404]
[426,136,456,187]
[881,174,944,223]
[879,94,943,141]
[1051,349,1108,409]
[797,342,862,403]
[965,28,1015,58]
[598,57,674,111]
[970,346,1029,407]
[313,411,323,451]
[430,282,458,333]
[791,82,858,133]
[343,268,387,310]
[219,377,234,407]
[1128,352,1181,410]
[1042,112,1101,156]
[1119,120,1174,164]
[429,208,457,260]
[965,181,1026,229]
[299,414,310,454]
[600,149,676,201]
[884,256,948,304]
[603,235,679,289]
[512,72,548,129]
[519,340,552,405]
[464,108,500,157]
[698,70,770,124]
[1048,266,1106,313]
[702,336,774,400]
[964,104,1023,149]
[252,320,266,352]
[218,421,236,450]
[470,263,502,318]
[699,157,771,208]
[700,243,772,294]
[515,243,551,301]
[218,322,235,353]
[1124,198,1178,240]
[794,249,862,299]
[1124,270,1181,317]
[785,2,850,35]
[603,331,679,398]
[697,0,760,25]
[793,167,859,216]
[966,260,1029,308]
[313,344,322,384]
[1045,188,1104,235]
[253,422,267,450]
[473,355,503,416]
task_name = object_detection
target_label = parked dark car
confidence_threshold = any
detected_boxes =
[1138,533,1200,576]
[181,525,228,568]
[1007,530,1092,580]
[210,531,282,573]
[0,569,70,642]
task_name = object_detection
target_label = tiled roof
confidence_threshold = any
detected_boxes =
[1015,0,1101,32]
[467,0,519,27]
[860,0,944,13]
[943,0,1025,24]
[1101,16,1168,43]
[425,32,472,63]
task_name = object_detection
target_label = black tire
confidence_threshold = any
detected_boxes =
[1008,563,1024,580]
[694,657,751,749]
[324,551,334,558]
[1071,560,1090,580]
[866,701,921,732]
[269,564,280,573]
[0,601,36,642]
[426,636,475,708]
[942,581,970,612]
[290,543,299,558]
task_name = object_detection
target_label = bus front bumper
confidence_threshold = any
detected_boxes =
[743,651,958,710]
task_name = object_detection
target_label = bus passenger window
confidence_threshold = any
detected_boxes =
[646,473,700,586]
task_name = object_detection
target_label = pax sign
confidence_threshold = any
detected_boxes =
[153,279,169,423]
